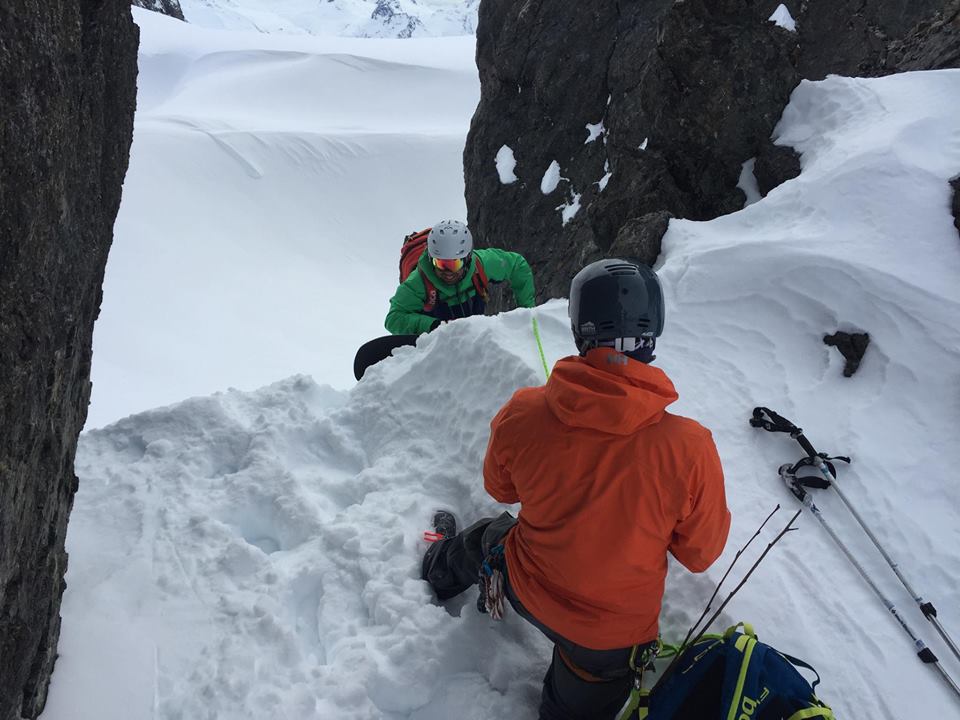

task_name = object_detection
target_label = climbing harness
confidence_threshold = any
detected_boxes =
[615,639,671,720]
[478,544,507,620]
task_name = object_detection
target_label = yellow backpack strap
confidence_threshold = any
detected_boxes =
[615,686,650,720]
[723,622,756,640]
[786,706,835,720]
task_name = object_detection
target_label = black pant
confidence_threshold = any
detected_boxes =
[421,513,646,720]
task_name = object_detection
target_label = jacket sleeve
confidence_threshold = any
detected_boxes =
[483,400,520,504]
[669,434,731,573]
[475,248,537,308]
[384,274,437,335]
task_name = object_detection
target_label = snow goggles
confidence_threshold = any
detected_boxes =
[431,256,465,272]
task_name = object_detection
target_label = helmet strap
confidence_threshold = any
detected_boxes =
[576,337,656,363]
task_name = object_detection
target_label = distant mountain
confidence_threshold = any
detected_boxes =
[174,0,480,38]
[132,0,185,20]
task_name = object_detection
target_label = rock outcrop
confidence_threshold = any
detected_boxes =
[879,0,960,73]
[466,0,959,303]
[768,0,948,78]
[132,0,185,21]
[466,0,799,299]
[754,140,802,197]
[824,331,871,377]
[0,2,138,717]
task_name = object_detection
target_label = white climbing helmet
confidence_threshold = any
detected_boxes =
[427,220,473,260]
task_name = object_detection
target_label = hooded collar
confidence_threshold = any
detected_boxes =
[544,348,679,435]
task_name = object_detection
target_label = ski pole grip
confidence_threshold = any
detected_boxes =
[751,407,798,433]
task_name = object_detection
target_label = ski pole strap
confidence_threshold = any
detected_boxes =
[785,454,851,488]
[750,407,799,434]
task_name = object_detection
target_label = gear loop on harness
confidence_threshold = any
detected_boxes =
[478,544,506,620]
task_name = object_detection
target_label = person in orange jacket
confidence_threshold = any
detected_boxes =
[421,258,731,719]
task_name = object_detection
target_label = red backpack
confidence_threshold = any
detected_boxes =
[399,228,489,312]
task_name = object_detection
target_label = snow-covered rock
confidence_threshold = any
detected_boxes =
[177,0,479,38]
[132,0,185,21]
[769,3,797,32]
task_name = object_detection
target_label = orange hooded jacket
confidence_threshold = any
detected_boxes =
[483,347,730,650]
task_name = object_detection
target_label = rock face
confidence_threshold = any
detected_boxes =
[0,2,138,718]
[466,0,960,303]
[772,0,948,78]
[466,0,800,300]
[754,141,802,197]
[880,0,960,73]
[132,0,185,21]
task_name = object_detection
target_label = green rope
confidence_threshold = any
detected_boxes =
[532,315,550,381]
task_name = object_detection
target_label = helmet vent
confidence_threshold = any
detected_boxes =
[604,262,639,276]
[598,321,616,331]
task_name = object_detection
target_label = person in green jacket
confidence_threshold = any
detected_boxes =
[385,220,536,335]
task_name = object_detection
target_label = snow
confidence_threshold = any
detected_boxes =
[584,120,604,144]
[44,8,960,720]
[86,9,479,429]
[557,190,582,226]
[769,4,797,32]
[540,160,561,194]
[495,144,518,184]
[597,160,612,192]
[737,157,762,206]
[178,0,480,39]
[639,137,649,151]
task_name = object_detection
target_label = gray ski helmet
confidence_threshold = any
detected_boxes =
[427,220,473,260]
[569,259,665,345]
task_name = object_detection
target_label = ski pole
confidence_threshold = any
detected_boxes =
[779,465,960,701]
[751,406,960,664]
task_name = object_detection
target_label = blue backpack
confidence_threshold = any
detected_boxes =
[619,623,835,720]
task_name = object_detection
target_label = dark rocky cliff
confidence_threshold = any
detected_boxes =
[465,0,960,301]
[0,1,138,718]
[767,0,949,78]
[466,0,799,299]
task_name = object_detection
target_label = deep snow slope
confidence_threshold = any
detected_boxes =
[56,20,960,720]
[87,10,478,428]
[178,0,480,38]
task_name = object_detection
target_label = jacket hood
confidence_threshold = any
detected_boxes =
[544,348,679,435]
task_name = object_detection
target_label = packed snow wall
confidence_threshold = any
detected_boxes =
[0,2,139,717]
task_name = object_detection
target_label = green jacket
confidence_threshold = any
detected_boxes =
[385,247,536,335]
